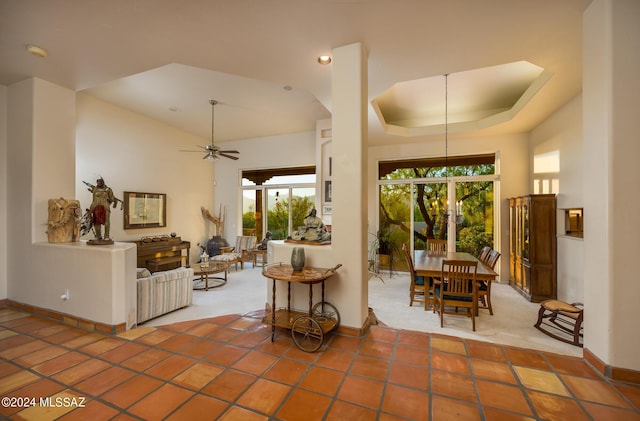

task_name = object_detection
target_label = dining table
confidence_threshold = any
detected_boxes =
[413,250,498,312]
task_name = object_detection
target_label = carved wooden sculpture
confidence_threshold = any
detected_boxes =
[47,198,81,243]
[201,205,225,237]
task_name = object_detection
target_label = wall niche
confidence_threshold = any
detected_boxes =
[564,208,583,238]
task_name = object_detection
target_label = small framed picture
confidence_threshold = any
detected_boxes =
[324,180,332,203]
[322,205,332,215]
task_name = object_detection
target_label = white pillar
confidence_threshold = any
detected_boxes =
[330,43,369,329]
[0,85,8,300]
[583,0,640,372]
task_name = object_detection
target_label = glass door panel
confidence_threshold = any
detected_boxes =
[378,183,411,272]
[291,187,316,233]
[267,188,289,240]
[454,181,494,255]
[414,182,448,249]
[241,189,260,238]
[378,179,495,271]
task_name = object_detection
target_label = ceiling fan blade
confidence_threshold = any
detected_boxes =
[219,150,239,154]
[219,153,240,160]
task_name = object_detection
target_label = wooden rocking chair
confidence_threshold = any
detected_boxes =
[534,300,584,347]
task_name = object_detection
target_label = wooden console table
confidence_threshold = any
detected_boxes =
[134,238,190,272]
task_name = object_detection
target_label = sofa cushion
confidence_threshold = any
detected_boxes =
[211,253,239,262]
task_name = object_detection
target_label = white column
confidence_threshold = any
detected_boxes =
[330,43,369,328]
[0,85,8,299]
[583,0,640,371]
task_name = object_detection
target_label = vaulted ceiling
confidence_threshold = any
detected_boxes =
[0,0,591,146]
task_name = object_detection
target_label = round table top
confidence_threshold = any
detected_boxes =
[262,263,339,284]
[192,262,227,275]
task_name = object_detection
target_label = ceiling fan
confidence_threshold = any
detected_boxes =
[181,99,240,161]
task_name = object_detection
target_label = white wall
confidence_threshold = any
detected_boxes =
[530,94,584,302]
[6,78,137,329]
[368,132,530,281]
[607,0,640,371]
[268,240,340,314]
[34,82,77,242]
[75,95,317,326]
[583,0,640,371]
[0,85,7,300]
[75,94,215,263]
[211,131,316,242]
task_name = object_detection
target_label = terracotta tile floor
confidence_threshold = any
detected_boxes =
[1,308,640,420]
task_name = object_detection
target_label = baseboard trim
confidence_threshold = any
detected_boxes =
[1,299,126,335]
[584,347,640,385]
[335,314,372,337]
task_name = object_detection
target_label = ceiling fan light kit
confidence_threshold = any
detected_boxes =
[180,99,240,161]
[26,44,48,58]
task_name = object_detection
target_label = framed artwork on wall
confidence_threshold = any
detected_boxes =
[324,180,332,203]
[123,191,166,229]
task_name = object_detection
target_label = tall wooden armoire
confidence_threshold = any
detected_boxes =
[508,194,557,302]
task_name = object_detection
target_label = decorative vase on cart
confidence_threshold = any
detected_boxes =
[290,247,305,272]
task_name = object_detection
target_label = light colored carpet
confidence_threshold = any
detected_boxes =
[144,267,269,328]
[144,266,581,357]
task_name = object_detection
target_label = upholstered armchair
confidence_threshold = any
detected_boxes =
[211,235,257,270]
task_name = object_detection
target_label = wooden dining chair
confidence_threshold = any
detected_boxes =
[484,250,501,269]
[427,239,447,253]
[433,260,478,331]
[402,243,428,308]
[478,246,491,262]
[478,250,500,315]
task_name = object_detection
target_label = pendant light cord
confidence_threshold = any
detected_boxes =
[444,74,450,223]
[444,74,449,181]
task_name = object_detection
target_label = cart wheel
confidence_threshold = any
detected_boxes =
[312,301,340,329]
[291,316,324,352]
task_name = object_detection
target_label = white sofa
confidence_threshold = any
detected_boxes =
[136,267,194,324]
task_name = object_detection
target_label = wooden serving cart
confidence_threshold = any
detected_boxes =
[261,262,341,352]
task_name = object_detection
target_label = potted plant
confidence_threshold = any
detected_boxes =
[368,227,399,273]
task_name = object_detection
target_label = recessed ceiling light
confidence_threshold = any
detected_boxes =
[283,85,293,91]
[317,55,332,65]
[26,44,48,58]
